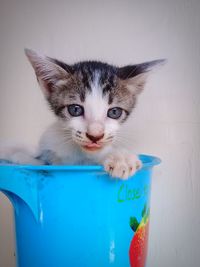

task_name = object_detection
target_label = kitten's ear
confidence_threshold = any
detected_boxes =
[24,49,72,97]
[117,59,166,95]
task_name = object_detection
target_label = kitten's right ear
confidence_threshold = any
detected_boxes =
[24,49,71,97]
[117,59,166,95]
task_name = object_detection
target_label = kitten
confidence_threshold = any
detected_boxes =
[0,49,164,179]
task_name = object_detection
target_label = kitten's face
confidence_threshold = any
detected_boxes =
[25,49,164,153]
[54,67,135,152]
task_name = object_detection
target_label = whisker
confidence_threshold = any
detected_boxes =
[105,136,114,141]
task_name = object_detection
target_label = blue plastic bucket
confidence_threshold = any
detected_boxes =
[0,154,160,267]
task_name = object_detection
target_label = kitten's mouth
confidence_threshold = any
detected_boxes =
[81,143,103,152]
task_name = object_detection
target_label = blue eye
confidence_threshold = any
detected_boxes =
[67,104,84,117]
[107,107,123,119]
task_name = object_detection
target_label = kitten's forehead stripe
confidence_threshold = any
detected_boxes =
[74,62,116,91]
[70,61,119,106]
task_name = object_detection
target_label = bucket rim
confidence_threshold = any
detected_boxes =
[0,154,161,171]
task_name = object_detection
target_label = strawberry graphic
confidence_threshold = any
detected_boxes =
[129,205,150,267]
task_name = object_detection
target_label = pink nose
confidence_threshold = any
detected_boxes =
[86,133,104,143]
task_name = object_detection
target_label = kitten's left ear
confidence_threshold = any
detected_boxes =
[117,59,166,94]
[24,48,72,97]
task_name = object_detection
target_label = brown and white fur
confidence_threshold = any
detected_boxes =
[0,49,165,179]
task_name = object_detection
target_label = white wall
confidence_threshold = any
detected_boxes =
[0,0,200,266]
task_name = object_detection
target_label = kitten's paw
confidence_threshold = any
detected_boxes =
[103,153,142,180]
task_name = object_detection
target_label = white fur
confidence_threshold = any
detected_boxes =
[0,144,42,165]
[38,121,141,179]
